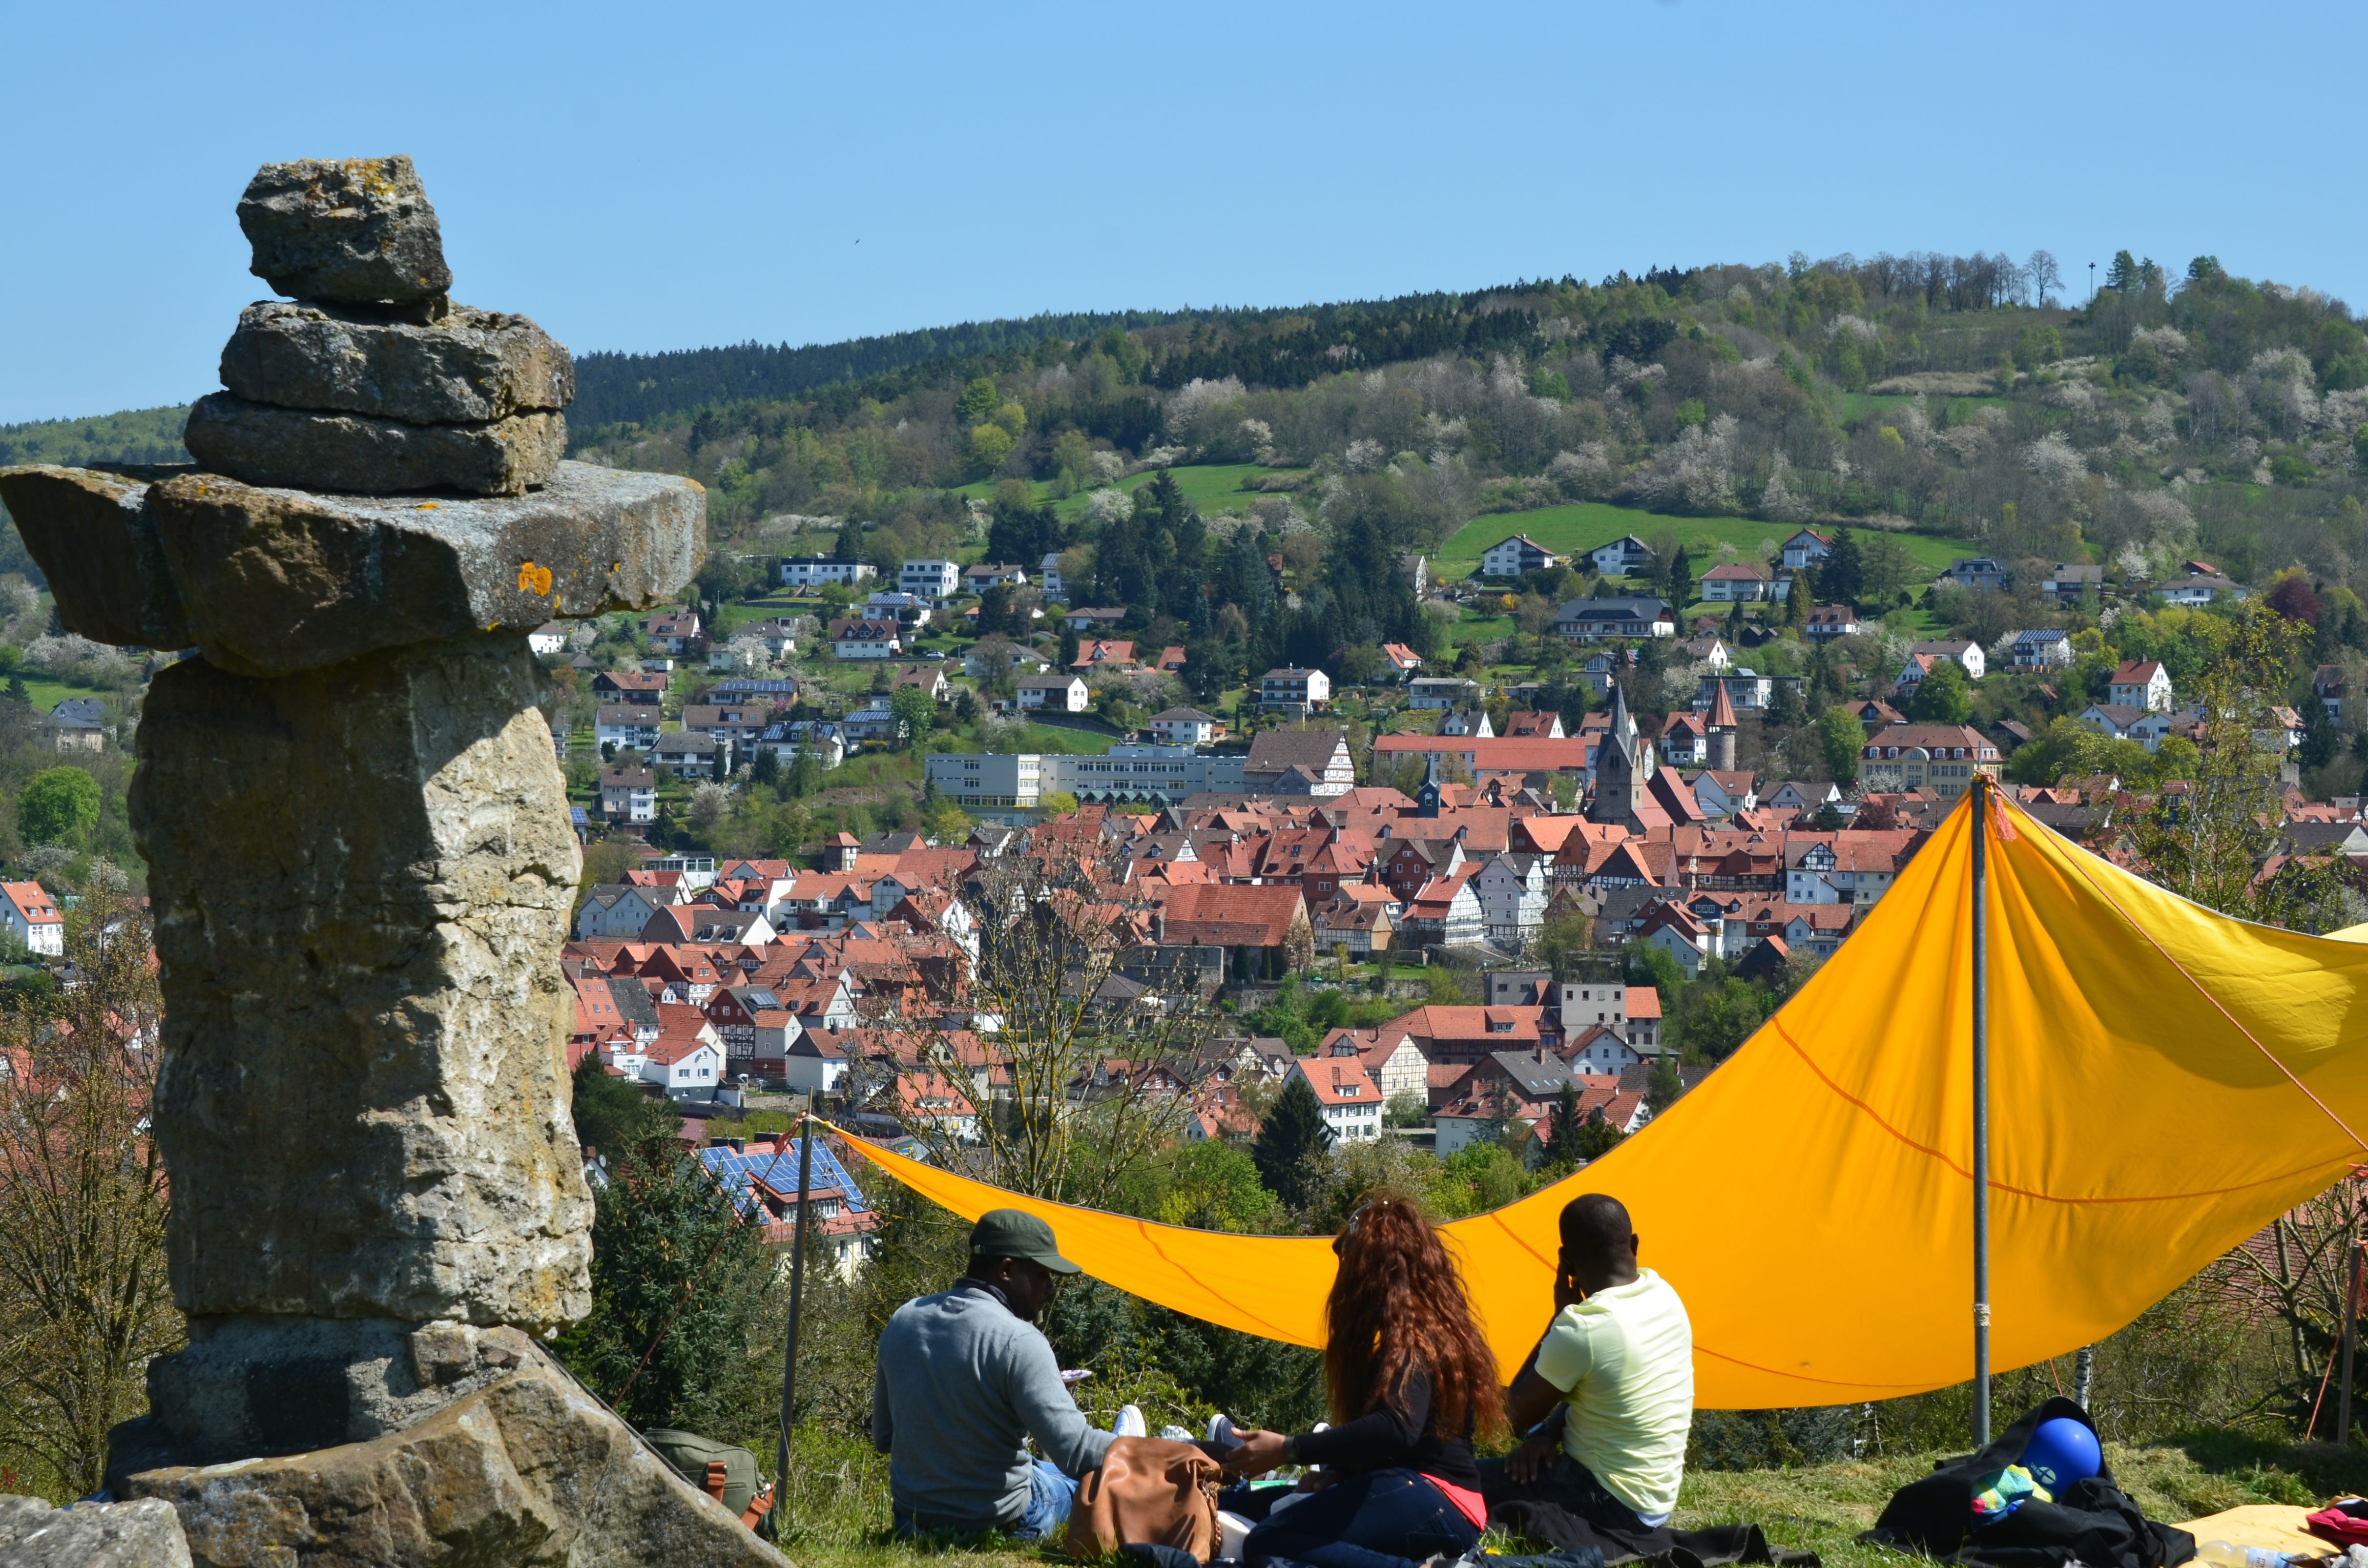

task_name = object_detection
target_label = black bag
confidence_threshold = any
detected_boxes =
[1859,1398,2194,1568]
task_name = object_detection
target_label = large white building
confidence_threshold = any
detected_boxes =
[778,556,875,588]
[900,559,962,600]
[925,745,1246,810]
[0,881,63,957]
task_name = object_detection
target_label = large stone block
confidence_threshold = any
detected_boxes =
[238,156,451,306]
[183,393,564,498]
[0,464,195,648]
[141,462,701,676]
[0,1495,192,1567]
[130,638,591,1329]
[126,1358,782,1568]
[220,301,575,425]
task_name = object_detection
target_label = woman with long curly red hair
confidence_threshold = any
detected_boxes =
[1227,1195,1504,1568]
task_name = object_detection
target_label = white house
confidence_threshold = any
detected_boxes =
[900,559,961,600]
[1780,529,1834,571]
[528,623,568,656]
[641,1011,727,1099]
[1474,855,1549,950]
[1911,639,1985,681]
[1018,675,1090,713]
[1147,707,1223,744]
[863,591,933,627]
[595,704,663,752]
[1291,1056,1384,1142]
[1588,535,1654,577]
[1565,1023,1648,1077]
[778,556,875,588]
[1480,534,1563,579]
[1699,562,1771,602]
[2110,660,2174,712]
[2004,629,2074,670]
[599,764,657,823]
[1259,668,1332,716]
[0,881,63,956]
[1039,552,1065,599]
[831,619,903,659]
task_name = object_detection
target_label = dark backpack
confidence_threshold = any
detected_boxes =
[1859,1398,2195,1568]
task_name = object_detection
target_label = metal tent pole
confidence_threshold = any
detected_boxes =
[2342,1239,2362,1445]
[767,1110,818,1542]
[1973,776,1993,1448]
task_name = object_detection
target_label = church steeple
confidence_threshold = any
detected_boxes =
[1416,751,1444,817]
[1705,679,1738,772]
[1588,680,1646,825]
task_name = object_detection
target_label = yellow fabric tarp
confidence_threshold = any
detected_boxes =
[837,790,2368,1409]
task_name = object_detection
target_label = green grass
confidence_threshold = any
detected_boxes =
[1435,502,1969,582]
[10,675,114,712]
[775,1428,2366,1568]
[1838,392,2015,425]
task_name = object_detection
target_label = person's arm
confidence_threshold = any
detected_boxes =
[1004,1324,1115,1477]
[872,1345,894,1455]
[1507,1310,1592,1432]
[1291,1365,1432,1471]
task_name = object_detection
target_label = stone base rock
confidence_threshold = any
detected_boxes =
[238,157,450,306]
[183,392,563,497]
[0,464,195,649]
[117,1317,544,1473]
[221,301,574,425]
[0,1494,192,1567]
[130,638,591,1327]
[125,1359,784,1568]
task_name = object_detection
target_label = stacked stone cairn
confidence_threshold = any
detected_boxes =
[0,160,780,1567]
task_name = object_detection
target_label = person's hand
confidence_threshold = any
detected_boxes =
[1225,1428,1289,1478]
[1504,1434,1558,1486]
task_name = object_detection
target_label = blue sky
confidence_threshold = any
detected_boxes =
[4,0,2362,424]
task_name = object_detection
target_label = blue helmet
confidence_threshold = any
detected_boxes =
[2020,1417,2103,1492]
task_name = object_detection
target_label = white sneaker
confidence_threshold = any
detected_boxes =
[1114,1403,1147,1438]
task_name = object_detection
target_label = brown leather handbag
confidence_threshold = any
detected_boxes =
[1064,1435,1223,1561]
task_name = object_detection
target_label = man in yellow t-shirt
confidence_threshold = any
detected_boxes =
[1488,1193,1694,1529]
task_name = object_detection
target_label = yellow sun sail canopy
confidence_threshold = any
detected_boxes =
[838,790,2368,1409]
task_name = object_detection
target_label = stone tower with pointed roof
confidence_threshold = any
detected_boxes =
[1706,678,1739,772]
[1587,681,1645,824]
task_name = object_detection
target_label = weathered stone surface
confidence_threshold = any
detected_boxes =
[238,156,451,306]
[115,1317,558,1476]
[220,301,575,425]
[127,1360,783,1568]
[140,462,702,676]
[182,393,564,498]
[0,465,196,648]
[0,1494,192,1567]
[130,638,591,1328]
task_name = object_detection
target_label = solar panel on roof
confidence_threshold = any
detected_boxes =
[697,1138,871,1220]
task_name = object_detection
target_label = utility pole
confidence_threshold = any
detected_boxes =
[1972,775,1993,1448]
[766,1107,818,1543]
[2089,261,2097,305]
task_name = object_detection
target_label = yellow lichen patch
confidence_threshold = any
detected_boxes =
[415,502,440,511]
[518,562,554,596]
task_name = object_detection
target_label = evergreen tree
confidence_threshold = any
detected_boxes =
[1543,1083,1584,1166]
[555,1120,769,1432]
[1667,547,1693,610]
[1251,1076,1333,1210]
[1645,1058,1686,1117]
[1818,529,1864,606]
[2302,698,2341,771]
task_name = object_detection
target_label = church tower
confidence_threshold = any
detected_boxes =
[1706,679,1739,772]
[1588,681,1645,825]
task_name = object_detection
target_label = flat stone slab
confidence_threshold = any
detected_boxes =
[239,156,451,305]
[144,461,699,675]
[0,464,195,648]
[221,300,574,425]
[0,460,701,676]
[126,1357,783,1568]
[183,392,564,497]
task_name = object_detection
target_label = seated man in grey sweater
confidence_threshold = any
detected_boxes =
[872,1209,1114,1538]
